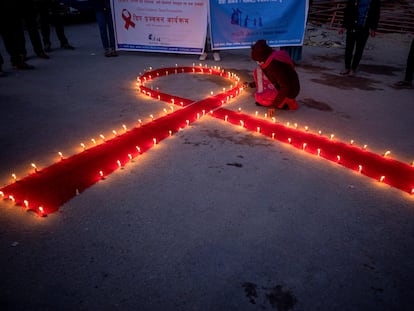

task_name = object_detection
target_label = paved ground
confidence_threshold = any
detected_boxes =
[0,22,413,310]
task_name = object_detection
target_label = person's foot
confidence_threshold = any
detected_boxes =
[199,52,207,61]
[393,80,413,89]
[36,51,50,59]
[110,50,118,57]
[13,62,35,70]
[213,52,221,61]
[340,69,350,75]
[44,43,52,52]
[348,69,357,77]
[61,43,75,50]
[104,49,112,57]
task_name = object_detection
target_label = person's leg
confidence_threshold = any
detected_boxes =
[351,29,370,71]
[23,10,46,56]
[342,30,356,73]
[38,3,52,50]
[404,38,414,82]
[96,11,109,49]
[106,11,116,50]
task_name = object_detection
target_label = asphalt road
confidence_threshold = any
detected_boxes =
[0,22,413,311]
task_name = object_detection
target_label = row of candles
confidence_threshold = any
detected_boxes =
[1,64,412,217]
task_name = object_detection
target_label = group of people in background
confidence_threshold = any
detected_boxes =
[0,0,75,74]
[0,0,117,75]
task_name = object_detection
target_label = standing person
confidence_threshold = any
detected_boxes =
[0,1,35,70]
[22,0,50,59]
[199,2,220,62]
[91,0,117,57]
[339,0,380,76]
[248,39,300,117]
[393,38,414,89]
[38,0,75,51]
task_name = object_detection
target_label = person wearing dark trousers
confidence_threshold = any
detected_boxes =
[38,0,75,51]
[0,1,35,70]
[91,0,117,57]
[22,0,50,59]
[394,38,414,89]
[339,0,380,76]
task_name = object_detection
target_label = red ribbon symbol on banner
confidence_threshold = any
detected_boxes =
[1,66,413,217]
[122,9,136,30]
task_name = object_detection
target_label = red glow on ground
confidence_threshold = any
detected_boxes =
[0,65,412,216]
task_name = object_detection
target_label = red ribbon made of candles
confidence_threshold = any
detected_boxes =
[1,65,413,217]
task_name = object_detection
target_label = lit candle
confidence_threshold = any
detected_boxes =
[38,206,44,215]
[317,148,321,156]
[150,114,154,121]
[302,143,307,150]
[288,138,292,144]
[81,143,86,150]
[257,126,260,133]
[100,134,105,141]
[0,191,3,198]
[128,154,133,161]
[91,138,97,145]
[186,120,190,126]
[138,119,142,126]
[255,111,258,117]
[99,170,104,178]
[363,144,368,150]
[272,133,275,139]
[305,126,309,132]
[153,138,157,145]
[58,152,64,160]
[31,163,38,173]
[330,134,335,140]
[350,140,354,145]
[136,146,141,153]
[358,165,363,173]
[384,150,391,157]
[225,115,228,122]
[12,173,17,181]
[169,130,172,136]
[380,176,385,183]
[24,200,29,208]
[264,113,267,119]
[294,123,298,129]
[9,195,15,202]
[123,124,127,132]
[337,155,341,162]
[240,120,244,127]
[117,160,122,168]
[318,130,322,135]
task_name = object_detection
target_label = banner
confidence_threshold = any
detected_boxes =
[209,0,308,49]
[111,0,208,53]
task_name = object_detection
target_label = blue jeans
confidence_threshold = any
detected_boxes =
[95,10,115,50]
